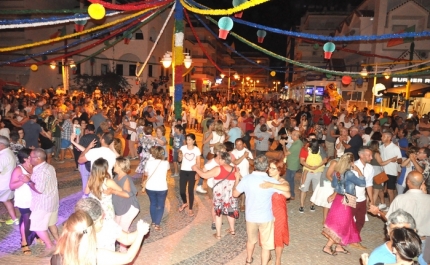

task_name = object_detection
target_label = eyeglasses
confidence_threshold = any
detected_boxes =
[269,167,278,170]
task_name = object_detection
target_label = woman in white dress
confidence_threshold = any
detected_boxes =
[310,159,337,225]
[205,121,226,158]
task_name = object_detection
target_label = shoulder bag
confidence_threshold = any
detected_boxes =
[373,166,388,185]
[141,160,162,193]
[340,170,357,208]
[207,166,234,189]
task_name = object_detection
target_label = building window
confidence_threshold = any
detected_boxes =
[129,64,136,76]
[101,64,108,75]
[116,64,123,76]
[161,67,164,77]
[135,31,143,40]
[148,65,153,77]
[58,62,63,74]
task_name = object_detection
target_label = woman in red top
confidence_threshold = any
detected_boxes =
[192,152,241,239]
[262,159,290,265]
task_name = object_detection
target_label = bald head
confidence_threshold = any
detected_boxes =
[407,171,423,189]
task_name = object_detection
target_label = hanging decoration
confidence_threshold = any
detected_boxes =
[270,71,276,77]
[74,14,87,32]
[88,3,106,20]
[218,17,233,39]
[174,0,184,119]
[373,83,386,97]
[90,57,96,66]
[356,77,364,86]
[323,42,335,59]
[326,73,332,79]
[0,11,121,29]
[341,75,352,85]
[232,0,247,18]
[0,7,159,52]
[313,43,320,50]
[256,29,266,43]
[88,0,172,11]
[180,0,268,15]
[123,32,133,44]
[30,64,38,71]
[324,83,342,110]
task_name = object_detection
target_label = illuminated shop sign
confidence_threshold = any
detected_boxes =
[392,77,430,84]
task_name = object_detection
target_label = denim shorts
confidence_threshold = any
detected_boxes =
[61,139,71,149]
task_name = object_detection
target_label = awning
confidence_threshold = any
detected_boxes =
[385,83,430,97]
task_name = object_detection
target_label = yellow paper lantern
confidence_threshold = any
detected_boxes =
[88,3,106,20]
[270,71,276,77]
[30,64,38,71]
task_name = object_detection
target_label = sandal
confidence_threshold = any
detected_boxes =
[179,204,188,212]
[322,245,337,256]
[21,244,31,255]
[213,233,221,240]
[188,210,194,217]
[225,228,236,235]
[245,257,253,264]
[335,247,350,255]
[154,225,162,231]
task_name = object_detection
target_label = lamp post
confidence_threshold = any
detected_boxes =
[220,69,239,101]
[161,51,192,103]
[273,81,280,91]
[52,58,75,93]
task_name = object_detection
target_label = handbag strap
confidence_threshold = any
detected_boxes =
[145,160,162,183]
[212,166,235,189]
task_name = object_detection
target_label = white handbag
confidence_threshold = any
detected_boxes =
[207,177,215,188]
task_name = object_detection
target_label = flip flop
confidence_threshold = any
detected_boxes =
[225,228,236,235]
[213,233,221,240]
[322,246,337,256]
[335,248,350,255]
[245,257,253,264]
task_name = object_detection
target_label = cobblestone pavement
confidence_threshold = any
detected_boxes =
[0,130,386,264]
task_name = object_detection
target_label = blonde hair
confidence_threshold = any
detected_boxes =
[213,143,226,154]
[150,146,165,160]
[54,210,97,265]
[334,152,354,175]
[115,156,130,173]
[214,120,224,136]
[87,158,110,200]
[113,138,123,156]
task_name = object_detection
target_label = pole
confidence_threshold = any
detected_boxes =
[371,64,377,110]
[227,68,230,101]
[173,0,184,120]
[405,42,415,118]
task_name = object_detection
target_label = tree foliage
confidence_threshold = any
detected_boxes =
[73,71,131,93]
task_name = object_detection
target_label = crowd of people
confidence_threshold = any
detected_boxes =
[0,86,429,265]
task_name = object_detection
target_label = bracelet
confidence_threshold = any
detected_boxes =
[26,181,33,186]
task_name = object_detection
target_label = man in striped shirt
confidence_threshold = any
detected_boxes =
[21,148,59,256]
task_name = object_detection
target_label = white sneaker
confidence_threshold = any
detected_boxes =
[378,203,387,210]
[196,185,207,194]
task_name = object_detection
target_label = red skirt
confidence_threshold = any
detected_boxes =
[272,193,289,247]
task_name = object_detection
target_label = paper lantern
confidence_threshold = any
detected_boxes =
[74,14,87,32]
[323,42,336,59]
[256,30,266,43]
[88,3,105,20]
[356,77,363,86]
[30,64,38,71]
[218,17,234,39]
[270,71,276,77]
[232,0,247,18]
[326,73,332,79]
[123,32,133,45]
[313,43,320,50]
[341,76,352,86]
[373,83,386,97]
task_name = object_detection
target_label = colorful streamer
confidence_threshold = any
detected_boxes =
[180,0,268,15]
[174,0,184,119]
[88,0,173,11]
[0,6,161,53]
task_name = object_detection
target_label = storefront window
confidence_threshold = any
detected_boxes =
[304,85,314,103]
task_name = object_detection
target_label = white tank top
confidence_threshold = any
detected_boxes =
[14,165,32,209]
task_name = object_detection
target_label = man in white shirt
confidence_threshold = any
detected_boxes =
[78,131,117,178]
[380,131,403,206]
[350,147,374,250]
[232,138,254,212]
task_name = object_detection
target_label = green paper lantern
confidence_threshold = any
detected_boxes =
[218,17,234,39]
[232,0,247,7]
[326,73,332,79]
[313,43,319,50]
[323,42,335,59]
[257,29,266,43]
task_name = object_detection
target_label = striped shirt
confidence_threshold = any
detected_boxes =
[0,148,16,190]
[61,119,73,140]
[30,162,59,212]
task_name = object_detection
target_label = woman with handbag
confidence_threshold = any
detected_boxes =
[192,151,241,239]
[322,152,366,256]
[143,146,170,231]
[369,140,398,208]
[205,120,226,159]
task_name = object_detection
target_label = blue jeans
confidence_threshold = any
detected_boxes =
[285,169,297,198]
[146,189,168,225]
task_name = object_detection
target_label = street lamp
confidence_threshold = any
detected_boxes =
[221,68,239,101]
[273,81,280,91]
[50,58,75,92]
[50,61,56,70]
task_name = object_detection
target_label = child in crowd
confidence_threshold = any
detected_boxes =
[172,125,185,177]
[300,139,324,190]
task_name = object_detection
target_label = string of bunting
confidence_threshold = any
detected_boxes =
[184,0,430,42]
[0,9,159,65]
[75,7,166,65]
[0,11,121,29]
[0,6,162,53]
[6,9,159,67]
[88,0,173,11]
[201,16,430,77]
[180,0,269,15]
[0,9,90,15]
[135,2,175,77]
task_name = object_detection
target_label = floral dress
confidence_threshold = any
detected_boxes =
[136,126,158,173]
[213,166,239,218]
[89,179,114,221]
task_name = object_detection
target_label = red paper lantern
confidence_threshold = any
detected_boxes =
[341,76,352,85]
[234,12,243,18]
